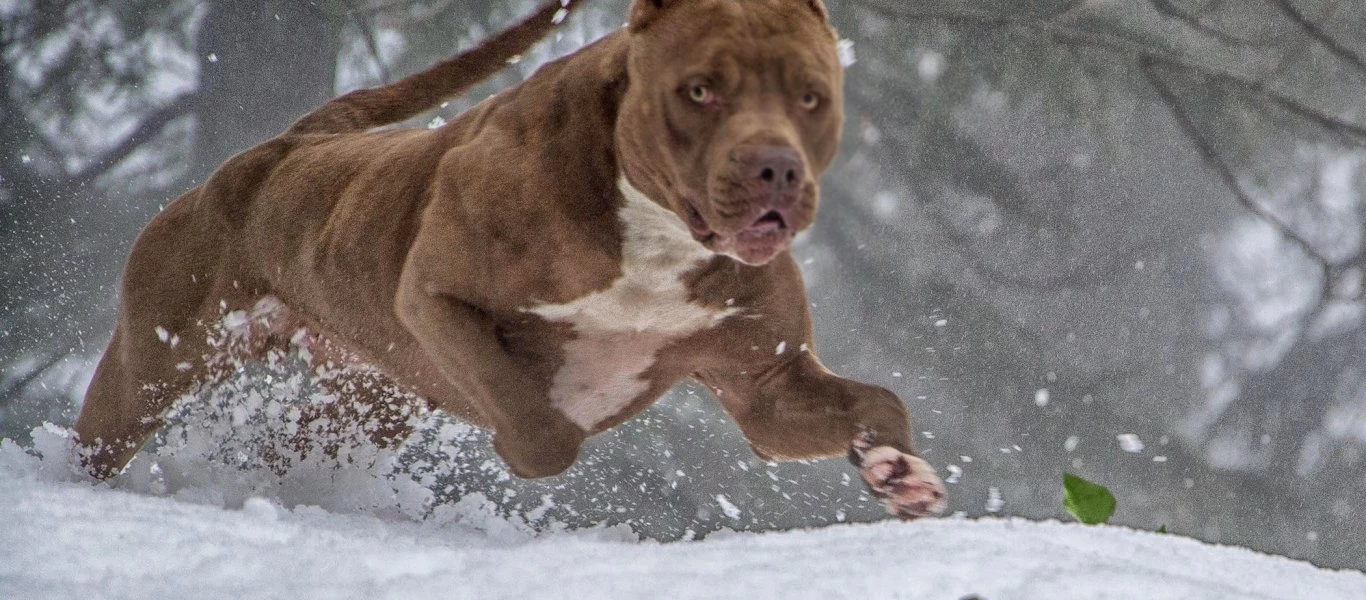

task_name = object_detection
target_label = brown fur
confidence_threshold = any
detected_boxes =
[75,0,945,518]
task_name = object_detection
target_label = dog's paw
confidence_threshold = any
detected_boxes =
[854,445,947,519]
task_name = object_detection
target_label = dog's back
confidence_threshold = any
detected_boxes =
[73,0,584,479]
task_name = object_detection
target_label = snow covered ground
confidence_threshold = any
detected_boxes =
[2,431,1363,599]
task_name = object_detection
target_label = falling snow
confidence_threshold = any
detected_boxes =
[1117,434,1146,453]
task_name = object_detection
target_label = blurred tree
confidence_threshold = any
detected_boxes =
[1,0,349,438]
[193,2,344,175]
[819,0,1366,567]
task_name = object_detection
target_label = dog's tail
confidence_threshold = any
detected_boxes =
[285,0,580,136]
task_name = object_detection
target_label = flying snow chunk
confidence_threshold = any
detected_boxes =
[154,326,170,343]
[715,494,742,520]
[222,310,249,332]
[1117,434,1145,453]
[945,464,962,484]
[1064,435,1079,452]
[775,341,787,355]
[986,486,1004,513]
[873,191,898,217]
[1034,388,1050,407]
[836,39,856,67]
[551,8,568,24]
[918,51,945,82]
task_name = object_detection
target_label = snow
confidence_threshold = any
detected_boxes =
[2,435,1363,599]
[1034,388,1050,407]
[836,39,855,67]
[1116,433,1145,453]
[944,464,962,483]
[986,485,1004,514]
[917,51,945,82]
[714,494,742,520]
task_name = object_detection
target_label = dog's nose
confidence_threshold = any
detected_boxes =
[746,146,804,201]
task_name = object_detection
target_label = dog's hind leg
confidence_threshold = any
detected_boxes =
[75,306,223,478]
[73,193,244,478]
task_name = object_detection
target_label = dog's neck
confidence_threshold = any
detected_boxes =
[616,175,716,268]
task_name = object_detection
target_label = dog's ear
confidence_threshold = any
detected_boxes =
[627,0,683,31]
[804,0,830,22]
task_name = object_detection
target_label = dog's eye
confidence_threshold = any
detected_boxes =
[799,92,820,110]
[688,84,713,104]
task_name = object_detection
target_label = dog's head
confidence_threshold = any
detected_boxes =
[616,0,844,266]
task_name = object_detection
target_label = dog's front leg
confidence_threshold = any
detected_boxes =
[697,352,946,518]
[395,279,583,478]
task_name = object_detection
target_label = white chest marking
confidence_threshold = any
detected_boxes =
[524,177,738,429]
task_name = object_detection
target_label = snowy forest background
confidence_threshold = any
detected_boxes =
[2,0,1364,572]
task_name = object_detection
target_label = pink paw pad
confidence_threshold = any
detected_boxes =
[855,445,948,519]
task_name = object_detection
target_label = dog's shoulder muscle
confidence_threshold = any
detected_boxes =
[410,35,632,309]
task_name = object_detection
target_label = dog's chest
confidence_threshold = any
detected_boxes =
[524,179,737,430]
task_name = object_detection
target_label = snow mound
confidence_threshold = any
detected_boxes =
[2,438,1362,599]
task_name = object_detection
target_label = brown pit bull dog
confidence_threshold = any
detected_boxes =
[74,0,947,518]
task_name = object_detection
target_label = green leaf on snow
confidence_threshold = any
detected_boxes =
[1063,472,1116,525]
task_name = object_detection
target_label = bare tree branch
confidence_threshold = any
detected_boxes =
[851,0,1366,314]
[0,59,61,193]
[851,0,1366,144]
[1270,0,1366,78]
[1179,69,1366,145]
[67,92,198,187]
[843,82,1157,291]
[346,0,393,85]
[346,0,445,18]
[852,0,1082,26]
[1140,57,1339,321]
[0,352,64,400]
[1149,0,1276,47]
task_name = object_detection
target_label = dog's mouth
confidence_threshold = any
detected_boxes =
[684,201,793,265]
[749,209,788,231]
[684,201,713,240]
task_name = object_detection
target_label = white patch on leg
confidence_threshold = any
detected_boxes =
[525,176,738,429]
